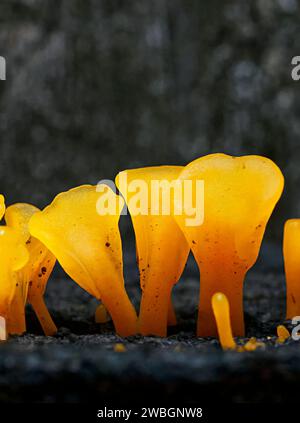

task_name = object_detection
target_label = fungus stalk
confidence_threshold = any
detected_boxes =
[283,219,300,319]
[5,203,57,336]
[0,195,5,220]
[30,295,57,336]
[7,283,27,335]
[198,247,247,337]
[212,292,236,350]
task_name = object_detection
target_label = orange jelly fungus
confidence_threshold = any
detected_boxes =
[175,154,284,337]
[277,325,290,343]
[211,292,236,350]
[114,343,126,352]
[283,219,300,319]
[212,292,266,352]
[0,194,5,220]
[116,166,190,337]
[28,185,138,337]
[5,203,57,335]
[0,226,29,340]
[243,337,265,352]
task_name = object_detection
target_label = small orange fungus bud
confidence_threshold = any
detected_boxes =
[175,154,284,337]
[283,219,300,319]
[114,343,126,352]
[243,337,265,351]
[5,203,57,336]
[95,304,110,323]
[211,292,236,350]
[116,166,189,337]
[277,325,290,343]
[0,227,29,333]
[29,185,137,337]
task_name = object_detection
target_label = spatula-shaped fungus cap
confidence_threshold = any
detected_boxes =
[174,153,284,337]
[29,185,137,336]
[116,166,189,336]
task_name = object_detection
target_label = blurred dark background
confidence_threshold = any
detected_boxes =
[0,0,299,244]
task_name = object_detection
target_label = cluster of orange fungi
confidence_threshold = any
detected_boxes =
[0,153,297,350]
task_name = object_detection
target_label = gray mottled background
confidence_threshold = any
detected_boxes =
[0,0,300,242]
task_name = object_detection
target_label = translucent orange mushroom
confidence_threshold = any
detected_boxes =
[5,203,57,335]
[0,227,29,340]
[212,293,267,351]
[277,324,290,343]
[211,292,236,350]
[116,166,189,337]
[283,219,300,319]
[29,185,138,337]
[243,337,265,351]
[175,153,284,337]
